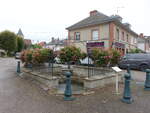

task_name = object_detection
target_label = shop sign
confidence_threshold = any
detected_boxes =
[114,42,125,48]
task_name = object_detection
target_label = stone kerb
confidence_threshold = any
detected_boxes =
[22,67,59,88]
[83,74,122,89]
[73,65,115,77]
[72,65,122,89]
[22,64,123,90]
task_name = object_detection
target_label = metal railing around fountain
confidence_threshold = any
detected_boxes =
[73,65,115,78]
[26,63,62,77]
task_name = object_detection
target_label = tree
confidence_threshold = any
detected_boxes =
[90,48,121,67]
[91,48,110,66]
[0,30,17,55]
[31,44,42,49]
[59,46,82,68]
[17,36,24,52]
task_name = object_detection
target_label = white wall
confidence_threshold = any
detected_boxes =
[137,43,145,51]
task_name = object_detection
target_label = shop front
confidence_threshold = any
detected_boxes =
[113,42,125,55]
[86,41,105,53]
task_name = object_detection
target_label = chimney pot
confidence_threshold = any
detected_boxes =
[139,33,144,38]
[90,10,98,16]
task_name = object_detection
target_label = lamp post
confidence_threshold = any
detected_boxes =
[87,52,90,78]
[51,46,55,78]
[86,41,90,78]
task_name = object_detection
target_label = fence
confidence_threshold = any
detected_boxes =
[25,63,62,77]
[73,65,115,78]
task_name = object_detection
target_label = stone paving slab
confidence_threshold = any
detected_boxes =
[0,58,150,113]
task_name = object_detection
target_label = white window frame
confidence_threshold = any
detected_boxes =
[75,32,80,40]
[126,34,129,42]
[116,29,119,41]
[122,32,124,41]
[92,30,99,40]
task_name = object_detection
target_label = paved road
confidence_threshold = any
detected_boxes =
[122,69,146,82]
[0,58,67,113]
[0,58,150,113]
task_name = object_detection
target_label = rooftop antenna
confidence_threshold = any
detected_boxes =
[116,6,124,15]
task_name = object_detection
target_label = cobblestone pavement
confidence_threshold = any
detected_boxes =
[0,58,150,113]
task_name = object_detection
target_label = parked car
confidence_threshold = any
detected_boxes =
[15,52,21,59]
[54,57,61,64]
[118,53,150,71]
[79,57,94,66]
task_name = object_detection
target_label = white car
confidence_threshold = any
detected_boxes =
[54,57,61,64]
[15,52,21,59]
[80,57,94,65]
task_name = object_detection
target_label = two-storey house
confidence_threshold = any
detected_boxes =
[66,10,138,55]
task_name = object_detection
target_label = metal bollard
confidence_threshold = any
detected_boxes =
[121,73,133,104]
[28,63,32,70]
[127,64,132,79]
[64,71,75,101]
[17,61,21,73]
[48,61,51,67]
[144,69,150,91]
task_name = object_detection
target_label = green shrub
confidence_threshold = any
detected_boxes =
[90,48,121,67]
[20,48,54,65]
[59,46,81,63]
[80,52,87,60]
[40,48,54,62]
[91,48,110,66]
[110,49,121,66]
[24,50,33,64]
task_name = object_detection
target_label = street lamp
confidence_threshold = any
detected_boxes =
[79,40,91,78]
[85,41,91,78]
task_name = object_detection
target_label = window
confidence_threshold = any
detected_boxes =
[122,32,124,41]
[126,34,129,42]
[92,30,99,40]
[131,37,134,44]
[75,32,80,40]
[126,49,128,53]
[116,29,119,40]
[134,38,137,44]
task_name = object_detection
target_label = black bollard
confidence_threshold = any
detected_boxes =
[121,73,133,104]
[64,71,75,101]
[17,61,21,73]
[127,64,131,75]
[48,61,51,67]
[27,63,32,69]
[127,64,132,80]
[144,69,150,91]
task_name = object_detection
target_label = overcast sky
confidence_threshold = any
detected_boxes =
[0,0,149,43]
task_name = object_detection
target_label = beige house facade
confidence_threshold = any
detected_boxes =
[67,10,138,55]
[137,33,150,53]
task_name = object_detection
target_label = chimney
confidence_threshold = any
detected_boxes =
[139,33,144,38]
[90,10,98,16]
[51,37,55,42]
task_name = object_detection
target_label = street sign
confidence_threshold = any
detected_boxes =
[112,66,122,95]
[112,66,122,72]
